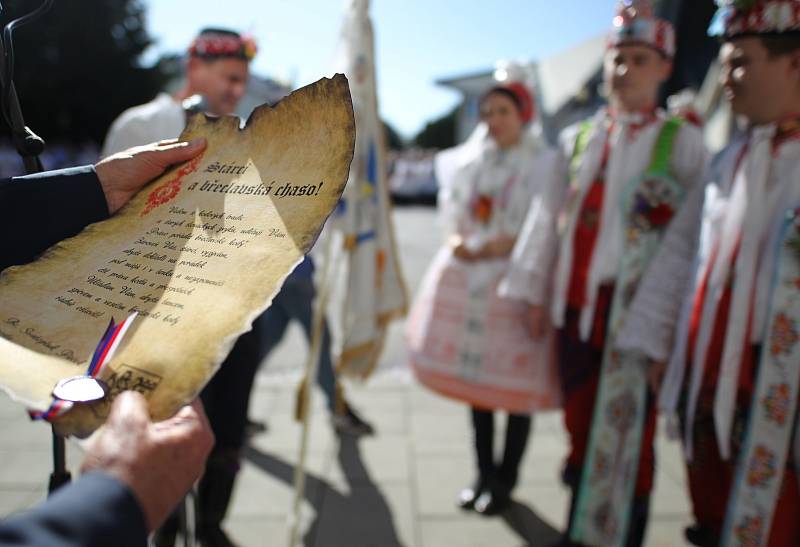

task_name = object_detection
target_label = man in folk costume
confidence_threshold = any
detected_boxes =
[617,1,800,545]
[504,1,707,545]
[102,28,254,157]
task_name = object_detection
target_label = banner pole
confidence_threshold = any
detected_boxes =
[287,233,337,547]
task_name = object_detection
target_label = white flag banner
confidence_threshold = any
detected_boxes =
[329,0,407,378]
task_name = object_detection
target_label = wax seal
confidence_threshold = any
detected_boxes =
[52,376,108,403]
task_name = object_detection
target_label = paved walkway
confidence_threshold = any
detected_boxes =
[0,207,694,545]
[0,367,693,546]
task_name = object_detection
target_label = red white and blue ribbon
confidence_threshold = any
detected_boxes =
[86,313,137,378]
[28,312,137,421]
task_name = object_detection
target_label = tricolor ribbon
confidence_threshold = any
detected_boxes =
[28,312,138,421]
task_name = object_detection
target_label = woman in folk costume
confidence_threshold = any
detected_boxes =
[406,80,562,515]
[617,1,800,545]
[503,2,707,545]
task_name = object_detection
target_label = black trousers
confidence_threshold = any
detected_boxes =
[470,407,532,491]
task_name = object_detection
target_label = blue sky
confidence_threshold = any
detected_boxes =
[142,1,616,138]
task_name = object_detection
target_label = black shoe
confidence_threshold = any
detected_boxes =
[244,417,267,437]
[684,524,717,547]
[473,488,511,516]
[457,480,486,510]
[332,406,375,436]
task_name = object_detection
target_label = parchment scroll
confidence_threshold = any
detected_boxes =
[0,75,355,436]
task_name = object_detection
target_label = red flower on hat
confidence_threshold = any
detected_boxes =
[189,33,257,61]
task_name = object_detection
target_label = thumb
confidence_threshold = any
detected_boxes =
[151,137,207,167]
[107,390,150,432]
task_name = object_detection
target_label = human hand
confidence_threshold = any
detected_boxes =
[80,391,214,532]
[527,304,548,339]
[449,235,478,262]
[479,234,515,259]
[95,138,207,215]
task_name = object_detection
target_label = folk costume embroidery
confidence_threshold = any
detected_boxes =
[571,119,688,547]
[407,133,562,413]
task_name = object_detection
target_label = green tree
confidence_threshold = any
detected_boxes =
[0,0,167,144]
[383,120,405,151]
[413,107,457,150]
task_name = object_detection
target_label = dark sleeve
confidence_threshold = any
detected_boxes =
[0,472,147,547]
[0,165,109,272]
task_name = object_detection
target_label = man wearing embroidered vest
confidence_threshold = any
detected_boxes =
[616,1,800,545]
[501,2,707,545]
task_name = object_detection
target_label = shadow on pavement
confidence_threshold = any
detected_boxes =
[244,434,405,547]
[501,499,562,546]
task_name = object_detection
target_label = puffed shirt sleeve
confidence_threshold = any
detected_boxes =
[499,144,569,305]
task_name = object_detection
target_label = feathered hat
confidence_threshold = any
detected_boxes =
[608,0,676,58]
[708,0,800,38]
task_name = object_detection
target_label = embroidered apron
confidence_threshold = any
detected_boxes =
[408,147,561,414]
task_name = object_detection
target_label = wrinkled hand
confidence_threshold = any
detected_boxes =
[527,304,548,339]
[80,391,214,532]
[95,138,207,215]
[647,359,668,395]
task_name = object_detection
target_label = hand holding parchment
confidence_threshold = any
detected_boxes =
[96,138,208,215]
[80,391,214,532]
[0,75,355,436]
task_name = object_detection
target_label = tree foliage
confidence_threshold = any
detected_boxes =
[413,107,457,150]
[0,0,167,144]
[382,120,405,151]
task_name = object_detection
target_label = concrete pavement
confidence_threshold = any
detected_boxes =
[0,369,693,546]
[0,206,694,546]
